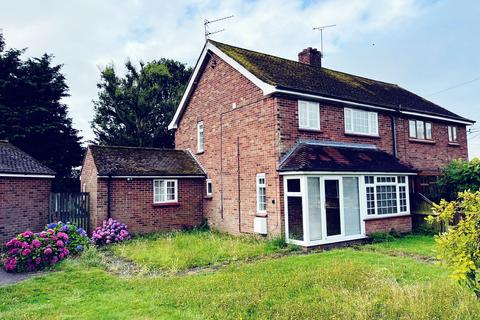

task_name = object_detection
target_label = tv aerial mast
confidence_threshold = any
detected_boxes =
[204,15,234,40]
[313,24,336,56]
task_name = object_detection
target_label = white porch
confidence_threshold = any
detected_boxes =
[282,173,414,247]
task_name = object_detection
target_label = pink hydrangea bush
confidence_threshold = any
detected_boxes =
[2,229,70,273]
[91,218,130,246]
[1,222,89,273]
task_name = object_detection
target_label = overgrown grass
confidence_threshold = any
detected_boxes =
[1,240,479,319]
[111,229,295,272]
[363,235,437,259]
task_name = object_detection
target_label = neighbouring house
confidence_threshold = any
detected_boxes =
[0,140,55,245]
[80,145,206,234]
[81,41,474,247]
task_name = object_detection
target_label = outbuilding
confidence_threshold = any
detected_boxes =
[0,140,55,245]
[80,145,206,234]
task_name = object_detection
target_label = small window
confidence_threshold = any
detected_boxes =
[365,176,374,184]
[344,108,378,136]
[409,120,432,140]
[197,121,204,153]
[256,174,267,213]
[287,179,301,193]
[298,100,320,130]
[206,179,212,196]
[153,179,178,203]
[448,126,457,143]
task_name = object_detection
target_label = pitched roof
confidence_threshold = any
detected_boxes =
[0,140,55,176]
[210,40,472,123]
[279,141,416,173]
[88,145,205,177]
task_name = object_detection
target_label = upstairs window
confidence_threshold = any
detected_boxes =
[409,120,432,140]
[298,100,320,130]
[256,173,267,213]
[154,179,177,204]
[197,121,204,153]
[344,108,378,136]
[448,126,458,143]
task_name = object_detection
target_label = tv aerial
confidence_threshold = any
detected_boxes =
[204,15,234,40]
[313,24,336,56]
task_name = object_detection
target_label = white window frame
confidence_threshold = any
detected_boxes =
[409,120,433,140]
[364,175,409,217]
[197,121,204,153]
[206,179,212,196]
[298,100,320,130]
[448,125,457,143]
[256,173,267,213]
[153,179,178,204]
[344,108,378,136]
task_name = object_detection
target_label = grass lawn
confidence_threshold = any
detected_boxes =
[363,235,437,259]
[111,229,293,272]
[1,234,479,319]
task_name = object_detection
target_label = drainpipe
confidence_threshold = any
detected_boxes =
[237,136,242,233]
[391,104,402,158]
[107,174,112,219]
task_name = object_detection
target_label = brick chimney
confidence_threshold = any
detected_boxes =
[298,47,322,67]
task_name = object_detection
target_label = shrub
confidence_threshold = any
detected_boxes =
[2,222,89,273]
[427,190,480,298]
[438,158,480,200]
[368,232,396,244]
[91,218,130,246]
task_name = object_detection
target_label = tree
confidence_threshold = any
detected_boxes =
[91,59,192,148]
[0,33,83,178]
[428,191,480,298]
[438,158,480,201]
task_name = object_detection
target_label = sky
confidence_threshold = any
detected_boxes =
[1,0,479,157]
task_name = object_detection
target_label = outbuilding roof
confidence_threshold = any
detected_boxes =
[0,140,55,176]
[211,40,471,123]
[87,145,205,177]
[279,141,416,173]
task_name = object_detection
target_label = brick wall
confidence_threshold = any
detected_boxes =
[365,215,412,235]
[94,178,204,235]
[0,177,51,245]
[175,53,283,236]
[80,148,98,231]
[276,96,468,172]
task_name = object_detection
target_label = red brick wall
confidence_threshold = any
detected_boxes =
[276,96,468,172]
[175,53,283,236]
[0,177,51,245]
[94,178,204,235]
[365,215,412,235]
[79,148,98,231]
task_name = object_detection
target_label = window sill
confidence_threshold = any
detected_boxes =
[408,138,436,144]
[298,128,322,133]
[196,151,204,155]
[448,142,460,147]
[152,202,180,207]
[204,195,213,200]
[344,132,380,139]
[364,213,410,221]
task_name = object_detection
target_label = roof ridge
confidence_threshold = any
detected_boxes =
[209,40,399,87]
[89,144,178,151]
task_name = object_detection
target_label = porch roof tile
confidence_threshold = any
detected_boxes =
[279,142,416,173]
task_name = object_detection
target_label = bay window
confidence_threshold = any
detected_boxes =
[344,108,378,136]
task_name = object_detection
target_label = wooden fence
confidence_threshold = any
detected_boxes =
[49,193,90,233]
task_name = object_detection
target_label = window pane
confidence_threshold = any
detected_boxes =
[425,122,432,140]
[369,112,378,134]
[416,120,425,139]
[366,186,375,215]
[345,109,352,132]
[287,179,301,193]
[298,102,308,128]
[308,104,319,128]
[376,185,398,214]
[343,177,361,236]
[453,127,457,141]
[409,120,416,138]
[308,177,322,241]
[399,186,407,212]
[287,196,303,241]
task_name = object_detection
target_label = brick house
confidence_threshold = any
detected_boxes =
[167,41,474,247]
[0,140,55,245]
[80,145,205,234]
